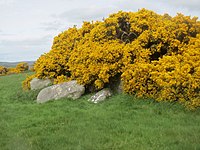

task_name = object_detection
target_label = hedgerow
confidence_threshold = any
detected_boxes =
[0,62,29,76]
[0,66,8,76]
[23,9,200,108]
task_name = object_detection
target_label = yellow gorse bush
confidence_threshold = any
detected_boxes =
[0,62,29,76]
[24,9,200,108]
[15,62,29,72]
[0,66,8,76]
[68,40,125,89]
[22,74,36,90]
[8,62,29,74]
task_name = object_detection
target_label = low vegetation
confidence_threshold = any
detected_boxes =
[0,62,29,76]
[0,72,200,149]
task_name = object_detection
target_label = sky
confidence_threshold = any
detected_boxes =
[0,0,200,62]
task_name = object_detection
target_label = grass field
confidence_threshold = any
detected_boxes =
[0,73,200,150]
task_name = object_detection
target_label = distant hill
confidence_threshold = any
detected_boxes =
[0,61,35,68]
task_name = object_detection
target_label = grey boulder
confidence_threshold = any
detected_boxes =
[30,78,52,90]
[89,88,112,103]
[109,77,124,93]
[37,80,85,103]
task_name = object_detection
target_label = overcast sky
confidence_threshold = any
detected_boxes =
[0,0,200,62]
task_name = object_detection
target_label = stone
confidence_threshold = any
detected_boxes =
[30,78,52,90]
[89,88,112,103]
[109,76,124,93]
[37,80,85,103]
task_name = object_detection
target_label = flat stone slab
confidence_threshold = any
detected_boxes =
[30,78,52,90]
[37,80,85,103]
[88,88,112,103]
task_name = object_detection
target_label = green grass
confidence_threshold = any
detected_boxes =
[0,73,200,150]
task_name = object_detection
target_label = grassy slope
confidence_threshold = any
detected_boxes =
[0,73,200,150]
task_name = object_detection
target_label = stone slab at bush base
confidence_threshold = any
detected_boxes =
[37,80,85,103]
[30,78,52,90]
[88,88,112,103]
[109,80,124,93]
[108,75,124,93]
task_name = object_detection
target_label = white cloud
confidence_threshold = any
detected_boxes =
[0,0,15,5]
[40,21,63,31]
[167,0,200,11]
[0,35,52,46]
[57,6,117,22]
[0,0,200,62]
[0,35,52,61]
